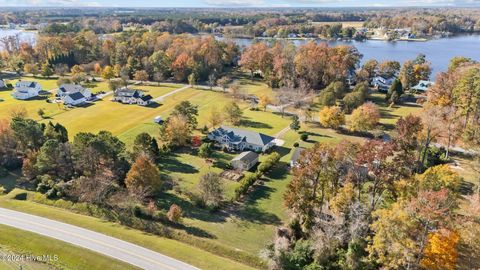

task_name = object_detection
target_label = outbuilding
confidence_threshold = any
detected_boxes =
[231,151,259,171]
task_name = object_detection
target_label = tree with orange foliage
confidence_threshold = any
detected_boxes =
[421,229,459,270]
[125,154,162,196]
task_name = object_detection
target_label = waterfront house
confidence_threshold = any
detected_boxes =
[372,76,394,92]
[231,151,259,171]
[411,80,434,93]
[12,81,41,100]
[208,126,275,152]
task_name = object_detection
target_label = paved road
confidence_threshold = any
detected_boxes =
[0,208,200,270]
[153,85,191,102]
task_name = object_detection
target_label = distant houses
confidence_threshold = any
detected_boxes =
[372,76,394,92]
[57,84,92,106]
[113,88,153,106]
[12,81,42,100]
[411,80,434,93]
[208,126,275,152]
[231,151,259,171]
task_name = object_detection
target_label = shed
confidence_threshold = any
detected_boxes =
[231,151,259,171]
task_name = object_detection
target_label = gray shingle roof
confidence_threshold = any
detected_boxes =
[59,84,85,93]
[211,126,275,147]
[232,151,258,163]
[114,88,144,98]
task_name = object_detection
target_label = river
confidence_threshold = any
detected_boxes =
[1,29,479,78]
[218,34,480,78]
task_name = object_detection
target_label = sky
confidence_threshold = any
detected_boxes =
[1,0,480,7]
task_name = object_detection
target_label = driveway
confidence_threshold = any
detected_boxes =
[0,208,199,270]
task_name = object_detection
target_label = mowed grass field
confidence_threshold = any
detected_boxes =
[0,224,139,270]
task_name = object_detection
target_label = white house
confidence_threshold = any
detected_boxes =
[113,88,153,106]
[372,76,395,92]
[12,81,42,100]
[64,92,87,106]
[231,151,259,171]
[411,80,434,93]
[57,84,91,99]
[208,126,276,152]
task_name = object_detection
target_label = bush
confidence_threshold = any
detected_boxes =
[293,142,299,147]
[167,204,183,223]
[234,172,263,200]
[257,152,281,174]
[301,133,309,141]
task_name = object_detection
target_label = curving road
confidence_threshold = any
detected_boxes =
[0,208,200,270]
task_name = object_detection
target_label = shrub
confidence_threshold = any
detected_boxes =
[293,142,299,147]
[167,204,183,223]
[300,133,309,141]
[257,152,281,174]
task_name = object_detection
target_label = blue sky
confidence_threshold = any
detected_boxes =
[1,0,480,7]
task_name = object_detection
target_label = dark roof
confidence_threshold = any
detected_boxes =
[232,151,259,163]
[16,81,38,88]
[67,92,85,101]
[290,147,305,164]
[140,94,153,101]
[210,126,275,147]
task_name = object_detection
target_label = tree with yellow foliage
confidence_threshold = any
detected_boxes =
[258,95,271,111]
[125,154,162,196]
[421,229,459,270]
[319,106,345,129]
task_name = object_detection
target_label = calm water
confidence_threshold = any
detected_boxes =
[219,35,480,78]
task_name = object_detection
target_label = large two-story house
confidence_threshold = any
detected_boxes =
[57,84,91,99]
[12,81,42,100]
[372,76,395,92]
[113,88,153,106]
[208,126,275,152]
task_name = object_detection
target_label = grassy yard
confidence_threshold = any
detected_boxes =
[0,224,138,270]
[0,190,256,270]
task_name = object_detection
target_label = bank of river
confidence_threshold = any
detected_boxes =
[218,34,480,78]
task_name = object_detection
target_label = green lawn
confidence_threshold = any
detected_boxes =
[0,190,256,270]
[0,224,138,270]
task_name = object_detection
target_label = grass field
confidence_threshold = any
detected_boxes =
[0,190,256,270]
[0,224,139,270]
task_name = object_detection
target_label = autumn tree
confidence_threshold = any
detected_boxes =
[223,101,243,126]
[197,172,223,209]
[258,94,271,111]
[349,102,380,132]
[125,154,162,197]
[160,115,191,148]
[239,42,272,80]
[167,204,183,223]
[421,229,459,270]
[102,65,115,80]
[171,101,198,130]
[319,106,345,129]
[134,70,149,82]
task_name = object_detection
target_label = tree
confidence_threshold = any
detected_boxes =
[258,95,271,111]
[132,133,160,161]
[57,77,72,87]
[223,101,243,126]
[318,106,345,129]
[167,204,183,223]
[207,107,223,128]
[208,73,216,90]
[188,73,196,87]
[102,65,115,80]
[415,165,462,195]
[198,143,212,159]
[35,139,72,179]
[387,78,403,104]
[71,65,84,75]
[349,102,380,132]
[134,70,149,82]
[37,108,46,119]
[378,60,400,78]
[421,229,459,270]
[41,62,54,78]
[23,63,39,76]
[10,117,45,151]
[125,154,162,196]
[217,76,230,92]
[290,115,301,132]
[197,172,223,209]
[43,122,68,143]
[94,63,102,75]
[160,115,191,147]
[171,101,198,130]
